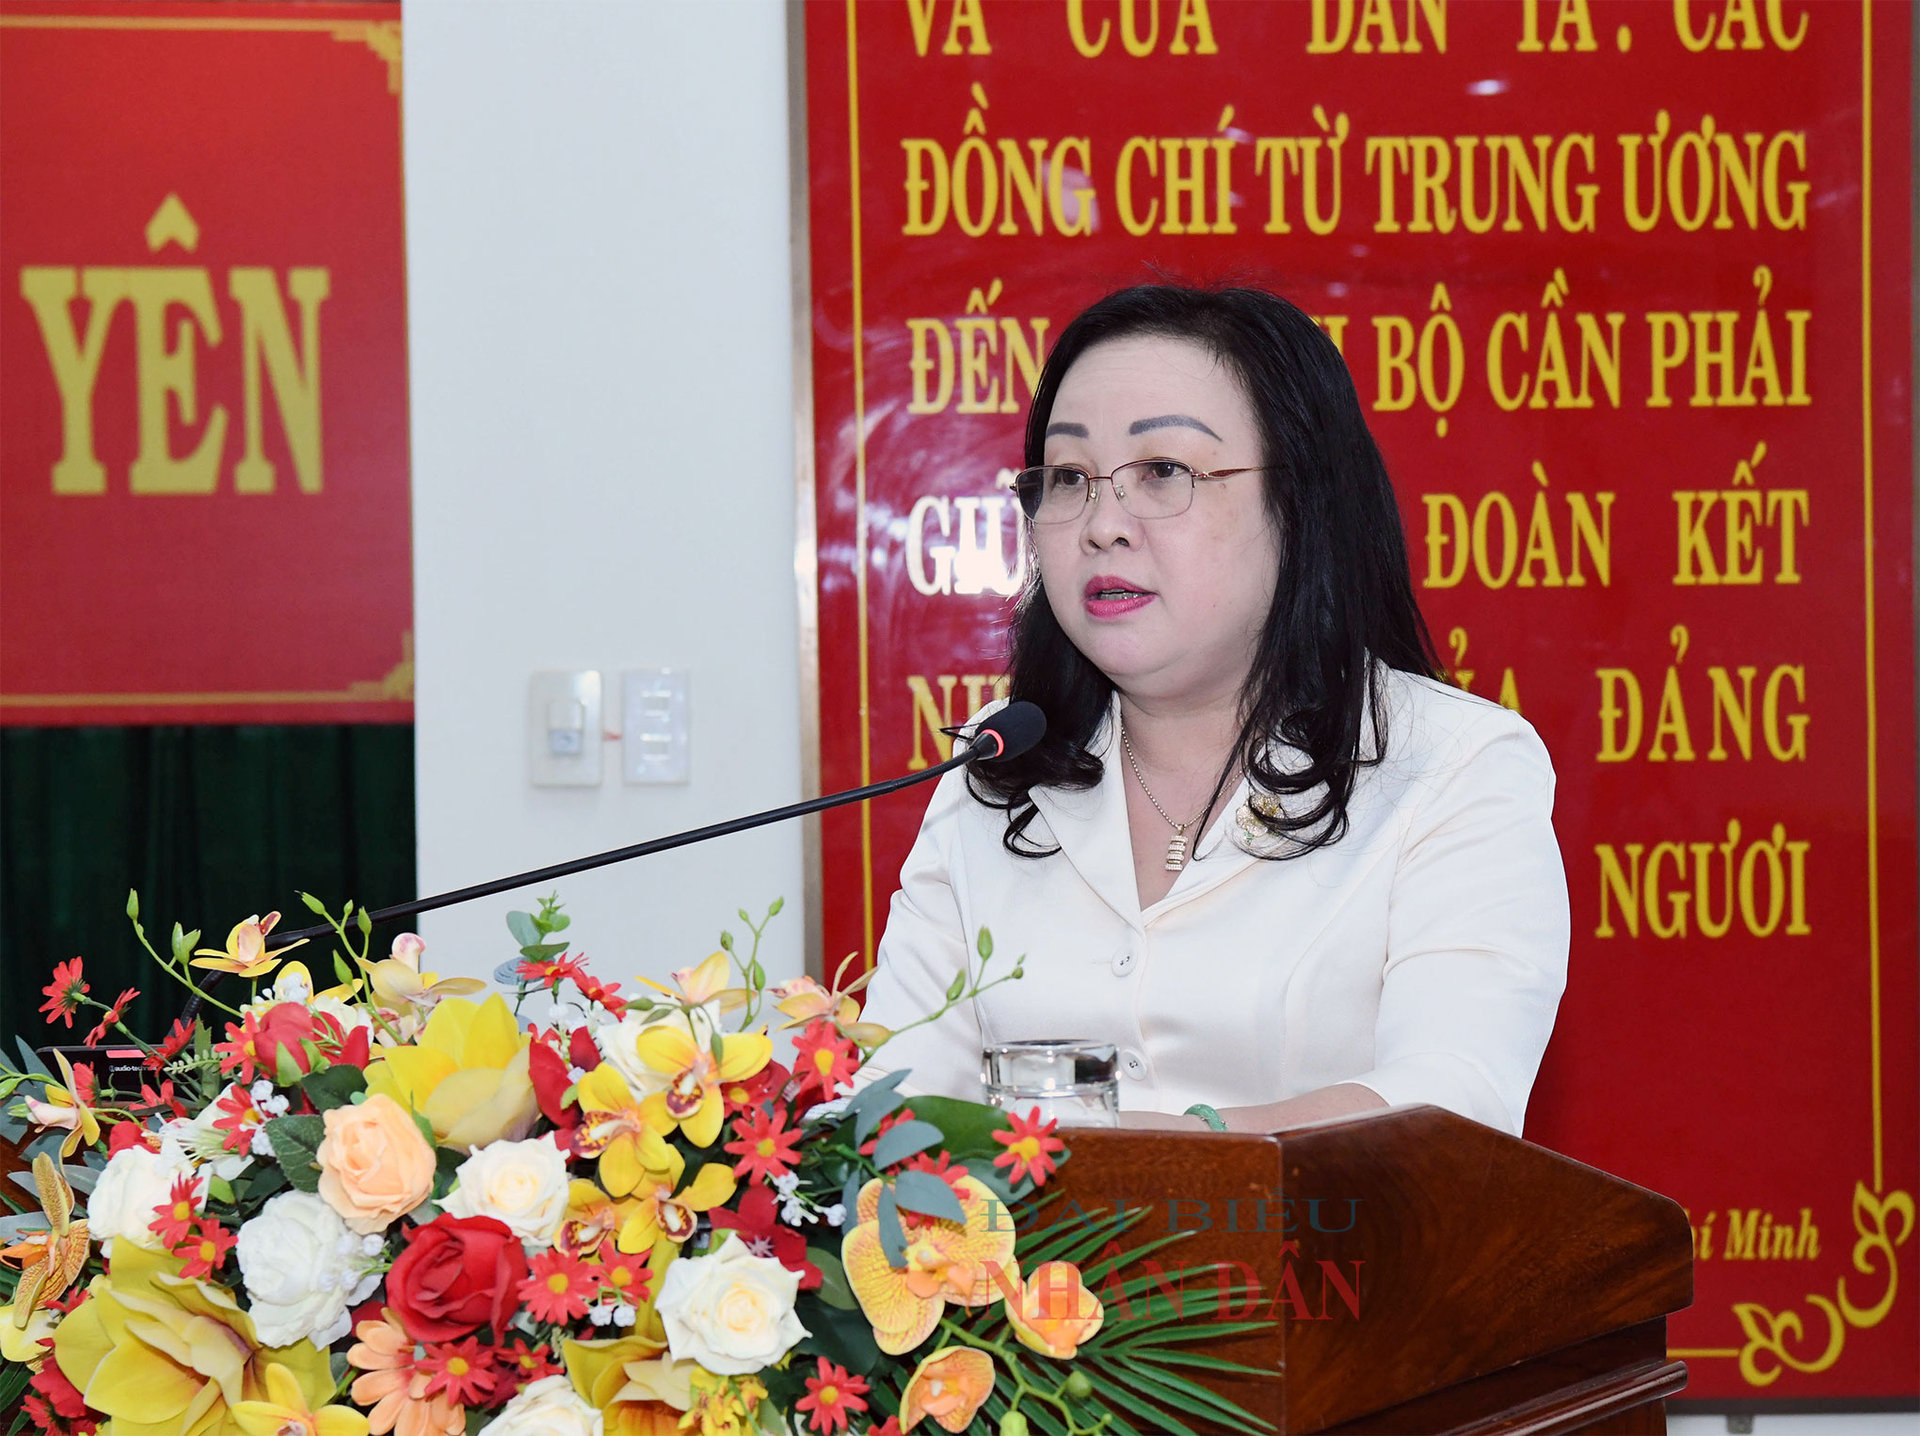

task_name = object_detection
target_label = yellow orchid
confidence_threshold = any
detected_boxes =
[231,1360,370,1436]
[363,932,485,1024]
[564,1331,695,1436]
[633,1023,771,1148]
[573,1064,675,1198]
[611,1143,737,1254]
[0,1154,90,1334]
[52,1240,333,1434]
[900,1346,996,1432]
[1006,1260,1105,1359]
[362,993,538,1150]
[770,972,889,1047]
[0,1302,54,1366]
[24,1051,101,1159]
[637,950,749,1015]
[191,911,307,978]
[843,1174,1017,1355]
[254,960,358,1008]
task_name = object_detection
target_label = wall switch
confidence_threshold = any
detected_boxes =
[622,668,690,784]
[529,671,602,786]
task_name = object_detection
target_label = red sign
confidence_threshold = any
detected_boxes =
[804,0,1915,1404]
[0,1,411,724]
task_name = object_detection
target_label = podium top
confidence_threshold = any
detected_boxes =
[1038,1105,1692,1433]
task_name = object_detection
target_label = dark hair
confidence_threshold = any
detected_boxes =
[968,281,1444,858]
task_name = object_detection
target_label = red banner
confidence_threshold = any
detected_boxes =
[804,0,1915,1405]
[0,1,411,725]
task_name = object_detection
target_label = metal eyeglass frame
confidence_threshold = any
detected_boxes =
[1010,460,1275,524]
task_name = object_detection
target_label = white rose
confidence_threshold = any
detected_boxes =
[655,1237,808,1375]
[236,1190,381,1347]
[483,1375,603,1436]
[441,1136,570,1244]
[87,1141,196,1253]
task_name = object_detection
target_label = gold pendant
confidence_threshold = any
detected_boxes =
[1164,834,1188,871]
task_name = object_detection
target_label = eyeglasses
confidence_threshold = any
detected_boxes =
[1011,459,1273,524]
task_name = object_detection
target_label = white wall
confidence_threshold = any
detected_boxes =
[405,0,806,989]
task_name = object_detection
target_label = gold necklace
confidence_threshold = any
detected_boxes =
[1120,722,1210,872]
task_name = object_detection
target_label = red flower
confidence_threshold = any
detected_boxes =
[142,1016,196,1072]
[991,1106,1066,1187]
[215,1003,314,1083]
[528,1038,578,1130]
[514,952,586,989]
[573,973,627,1018]
[211,1083,268,1154]
[27,1351,93,1423]
[707,1184,823,1290]
[725,1105,803,1185]
[173,1218,237,1280]
[793,1020,860,1099]
[312,1009,372,1070]
[495,1334,565,1391]
[517,1248,599,1324]
[417,1336,498,1406]
[40,958,88,1029]
[137,1078,189,1120]
[868,1420,905,1436]
[586,1250,652,1309]
[385,1214,530,1342]
[723,1060,791,1114]
[796,1359,870,1434]
[83,987,140,1046]
[106,1120,157,1156]
[149,1173,204,1249]
[567,1025,602,1074]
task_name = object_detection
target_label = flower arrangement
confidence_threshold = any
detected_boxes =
[0,891,1270,1435]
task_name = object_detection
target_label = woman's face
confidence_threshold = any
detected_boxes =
[1032,333,1283,709]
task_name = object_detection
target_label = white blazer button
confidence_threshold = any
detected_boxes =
[1120,1049,1148,1080]
[1111,951,1136,976]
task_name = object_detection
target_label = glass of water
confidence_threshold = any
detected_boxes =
[982,1039,1120,1128]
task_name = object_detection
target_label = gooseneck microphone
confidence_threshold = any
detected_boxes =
[176,702,1044,1024]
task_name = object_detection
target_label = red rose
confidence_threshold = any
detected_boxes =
[385,1214,529,1342]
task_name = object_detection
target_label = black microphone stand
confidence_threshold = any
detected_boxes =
[177,718,1019,1025]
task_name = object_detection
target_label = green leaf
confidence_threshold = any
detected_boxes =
[811,1248,857,1310]
[207,1175,235,1205]
[792,1294,884,1375]
[976,927,993,960]
[433,1145,465,1200]
[893,1096,1010,1162]
[263,1114,328,1193]
[299,1065,367,1112]
[506,911,541,949]
[875,1188,907,1267]
[520,940,567,962]
[12,1041,51,1082]
[546,912,571,934]
[870,1119,943,1169]
[844,1071,911,1147]
[892,1169,966,1224]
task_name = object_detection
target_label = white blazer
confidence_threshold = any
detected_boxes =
[858,667,1570,1136]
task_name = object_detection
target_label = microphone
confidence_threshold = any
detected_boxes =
[176,701,1044,1023]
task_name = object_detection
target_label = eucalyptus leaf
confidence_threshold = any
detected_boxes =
[841,1069,910,1146]
[492,959,526,986]
[892,1096,1011,1163]
[870,1119,943,1170]
[875,1188,907,1268]
[891,1168,966,1224]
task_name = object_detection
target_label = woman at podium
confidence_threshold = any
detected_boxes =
[859,283,1571,1138]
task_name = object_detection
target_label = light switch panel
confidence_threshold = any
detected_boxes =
[622,669,690,784]
[529,671,602,786]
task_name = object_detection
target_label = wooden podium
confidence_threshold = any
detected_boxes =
[1041,1105,1693,1435]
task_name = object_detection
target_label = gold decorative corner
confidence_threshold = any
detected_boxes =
[345,632,414,703]
[330,20,401,94]
[1728,1181,1914,1387]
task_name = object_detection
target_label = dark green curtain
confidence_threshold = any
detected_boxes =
[0,725,415,1049]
